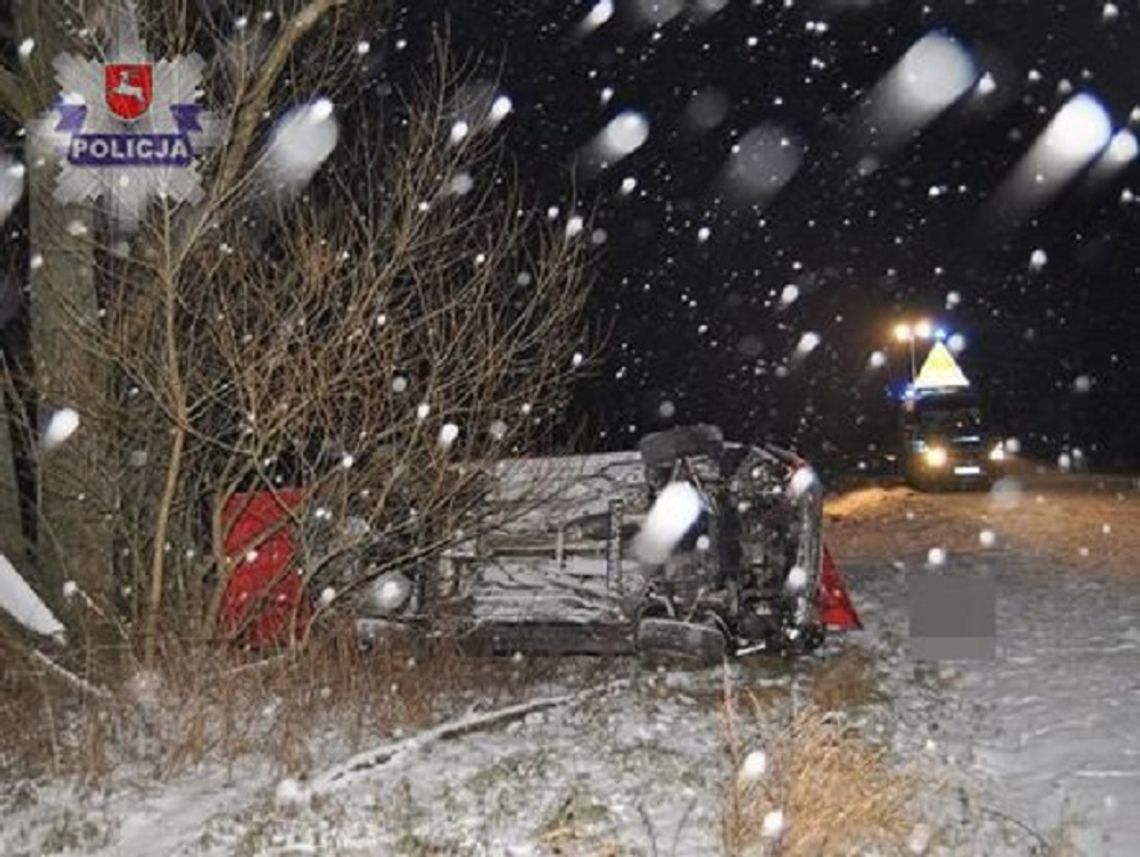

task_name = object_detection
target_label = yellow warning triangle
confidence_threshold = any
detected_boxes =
[914,341,970,389]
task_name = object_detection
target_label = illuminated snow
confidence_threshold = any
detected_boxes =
[761,808,785,839]
[895,33,978,115]
[42,408,80,450]
[0,156,26,226]
[795,331,821,355]
[738,749,768,783]
[266,99,339,189]
[597,111,651,160]
[439,423,460,449]
[489,94,514,124]
[449,120,470,145]
[579,0,615,33]
[1106,129,1138,163]
[630,0,684,26]
[634,481,705,565]
[1042,94,1112,163]
[785,565,808,592]
[723,124,803,202]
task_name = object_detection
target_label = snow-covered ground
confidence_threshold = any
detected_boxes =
[4,470,1138,855]
[829,470,1140,856]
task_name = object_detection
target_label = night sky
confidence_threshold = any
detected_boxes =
[386,0,1140,469]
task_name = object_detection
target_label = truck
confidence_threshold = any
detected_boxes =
[900,388,1006,490]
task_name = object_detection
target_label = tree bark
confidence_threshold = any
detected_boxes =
[14,0,113,608]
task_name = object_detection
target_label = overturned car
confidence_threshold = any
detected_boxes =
[356,425,840,661]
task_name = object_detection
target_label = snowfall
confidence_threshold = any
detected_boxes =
[3,463,1140,856]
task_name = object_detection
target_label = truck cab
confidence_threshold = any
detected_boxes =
[901,390,1005,490]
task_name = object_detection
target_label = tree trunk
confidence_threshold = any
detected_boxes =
[15,0,113,610]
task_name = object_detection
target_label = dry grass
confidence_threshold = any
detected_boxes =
[0,626,591,789]
[809,649,886,712]
[721,667,917,857]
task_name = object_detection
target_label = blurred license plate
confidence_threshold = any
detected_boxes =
[954,465,982,476]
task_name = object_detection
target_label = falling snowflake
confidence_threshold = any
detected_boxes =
[438,422,460,449]
[449,120,470,145]
[41,408,80,450]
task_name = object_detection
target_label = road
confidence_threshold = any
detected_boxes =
[827,469,1140,855]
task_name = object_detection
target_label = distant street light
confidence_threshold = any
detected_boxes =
[892,318,933,381]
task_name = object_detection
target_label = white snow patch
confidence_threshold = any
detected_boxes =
[0,553,66,640]
[908,822,933,854]
[274,777,311,811]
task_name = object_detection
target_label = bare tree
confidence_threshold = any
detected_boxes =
[2,4,594,665]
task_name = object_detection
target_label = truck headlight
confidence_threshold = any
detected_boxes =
[924,446,948,468]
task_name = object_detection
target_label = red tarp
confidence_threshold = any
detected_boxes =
[819,545,862,630]
[218,490,310,646]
